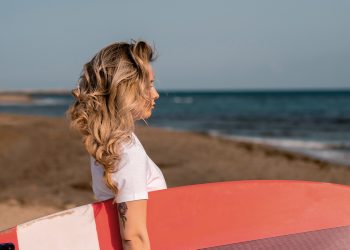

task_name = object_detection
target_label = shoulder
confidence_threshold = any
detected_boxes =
[121,132,139,152]
[90,133,147,171]
[121,133,144,155]
[118,132,147,170]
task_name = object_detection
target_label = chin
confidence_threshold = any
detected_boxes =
[142,111,152,120]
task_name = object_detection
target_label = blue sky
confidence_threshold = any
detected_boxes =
[1,1,349,91]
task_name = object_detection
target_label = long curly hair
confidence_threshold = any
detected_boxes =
[66,40,155,194]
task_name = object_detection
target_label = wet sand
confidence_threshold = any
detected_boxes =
[0,93,33,104]
[0,113,349,230]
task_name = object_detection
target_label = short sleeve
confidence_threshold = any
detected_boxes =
[111,146,149,203]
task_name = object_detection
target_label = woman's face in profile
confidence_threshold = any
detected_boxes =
[141,64,159,119]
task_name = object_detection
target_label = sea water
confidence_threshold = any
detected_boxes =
[1,90,349,166]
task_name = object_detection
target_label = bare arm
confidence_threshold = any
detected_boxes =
[117,199,151,250]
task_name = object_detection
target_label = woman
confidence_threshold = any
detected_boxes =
[66,40,167,250]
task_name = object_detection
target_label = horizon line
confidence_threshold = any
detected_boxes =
[0,87,350,94]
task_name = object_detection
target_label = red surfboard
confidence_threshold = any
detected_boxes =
[1,180,350,249]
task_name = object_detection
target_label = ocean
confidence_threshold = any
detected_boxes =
[1,90,349,166]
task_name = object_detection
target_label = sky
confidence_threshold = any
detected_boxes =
[1,1,349,91]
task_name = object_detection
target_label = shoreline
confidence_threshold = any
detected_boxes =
[0,113,350,230]
[140,124,350,169]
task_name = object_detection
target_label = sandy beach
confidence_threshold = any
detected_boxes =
[0,113,349,231]
[0,93,33,104]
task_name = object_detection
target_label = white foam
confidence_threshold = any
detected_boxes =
[223,135,350,166]
[227,136,329,150]
[173,96,193,104]
[32,98,70,106]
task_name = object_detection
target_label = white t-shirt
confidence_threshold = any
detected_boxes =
[90,132,167,203]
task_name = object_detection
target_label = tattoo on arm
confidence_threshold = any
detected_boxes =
[118,202,128,228]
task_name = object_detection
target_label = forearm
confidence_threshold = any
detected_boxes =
[122,235,151,250]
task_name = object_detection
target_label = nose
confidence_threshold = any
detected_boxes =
[152,88,159,101]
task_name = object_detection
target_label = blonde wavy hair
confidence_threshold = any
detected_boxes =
[66,40,155,194]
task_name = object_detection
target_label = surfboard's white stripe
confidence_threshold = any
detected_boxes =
[17,204,100,250]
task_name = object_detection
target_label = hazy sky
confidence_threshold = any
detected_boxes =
[1,1,349,91]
